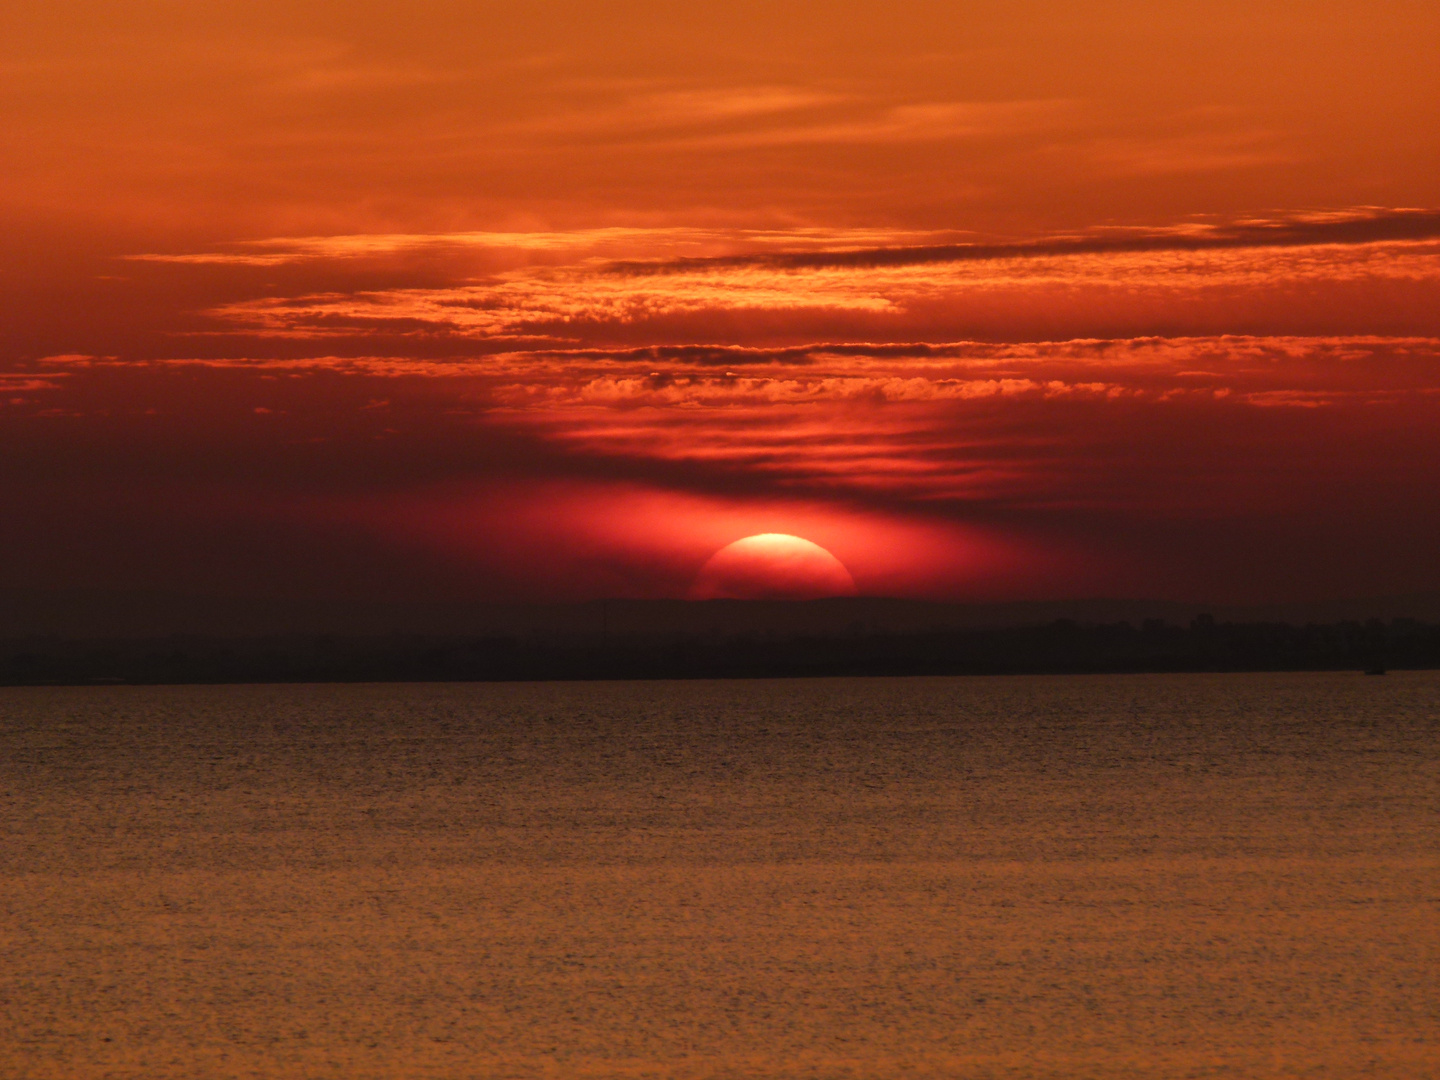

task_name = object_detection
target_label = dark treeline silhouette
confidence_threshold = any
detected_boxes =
[1,615,1433,685]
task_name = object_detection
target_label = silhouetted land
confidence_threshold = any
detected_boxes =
[2,614,1433,685]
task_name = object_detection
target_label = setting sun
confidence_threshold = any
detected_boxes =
[690,534,859,600]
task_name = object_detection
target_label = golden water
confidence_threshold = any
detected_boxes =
[2,674,1437,1077]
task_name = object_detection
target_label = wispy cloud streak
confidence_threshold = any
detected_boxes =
[190,211,1440,348]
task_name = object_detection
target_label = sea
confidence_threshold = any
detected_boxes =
[2,673,1437,1078]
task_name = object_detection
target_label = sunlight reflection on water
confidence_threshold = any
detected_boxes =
[2,673,1438,1078]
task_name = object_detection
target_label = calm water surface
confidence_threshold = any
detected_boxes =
[2,673,1438,1078]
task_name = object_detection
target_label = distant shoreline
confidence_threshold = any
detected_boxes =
[2,617,1431,686]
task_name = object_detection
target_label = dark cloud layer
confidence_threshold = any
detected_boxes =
[601,208,1440,275]
[6,322,1440,603]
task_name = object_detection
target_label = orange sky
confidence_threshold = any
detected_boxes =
[4,2,1440,604]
